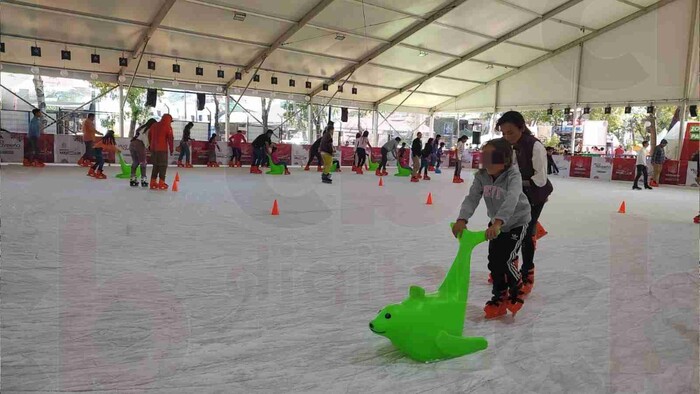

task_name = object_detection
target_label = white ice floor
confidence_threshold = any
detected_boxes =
[1,164,698,393]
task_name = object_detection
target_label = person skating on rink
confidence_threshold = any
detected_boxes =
[378,136,401,176]
[24,109,45,167]
[305,136,323,171]
[206,133,221,167]
[228,129,246,167]
[435,141,445,173]
[430,134,441,171]
[546,147,559,175]
[453,135,468,183]
[77,113,102,167]
[633,140,652,190]
[355,130,372,174]
[411,132,423,182]
[87,130,120,179]
[148,114,174,190]
[352,132,361,171]
[129,118,156,187]
[420,137,434,180]
[251,130,273,174]
[177,122,195,168]
[499,111,553,295]
[270,145,291,175]
[650,139,667,187]
[320,122,335,184]
[452,138,531,319]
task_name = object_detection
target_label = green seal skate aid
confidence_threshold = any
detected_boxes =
[369,225,488,362]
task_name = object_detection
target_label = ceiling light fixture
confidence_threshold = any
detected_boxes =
[418,50,428,57]
[233,11,246,22]
[335,33,346,41]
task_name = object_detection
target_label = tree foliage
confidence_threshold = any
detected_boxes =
[90,82,159,136]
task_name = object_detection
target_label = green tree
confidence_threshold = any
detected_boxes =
[542,133,560,147]
[91,82,157,137]
[520,109,565,126]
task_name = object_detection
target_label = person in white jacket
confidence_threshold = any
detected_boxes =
[633,141,652,190]
[453,135,468,183]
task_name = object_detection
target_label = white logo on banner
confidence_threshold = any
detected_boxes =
[590,156,612,181]
[54,134,85,164]
[0,131,25,163]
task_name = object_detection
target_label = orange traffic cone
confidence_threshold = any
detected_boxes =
[172,181,179,192]
[535,221,548,240]
[378,177,384,187]
[426,192,433,205]
[271,199,280,216]
[174,172,180,182]
[618,201,626,214]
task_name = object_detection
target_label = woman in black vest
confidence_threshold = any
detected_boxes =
[497,111,553,295]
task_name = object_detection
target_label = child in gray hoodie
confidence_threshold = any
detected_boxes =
[452,138,531,319]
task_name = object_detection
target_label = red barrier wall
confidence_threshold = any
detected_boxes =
[611,158,636,181]
[660,160,688,185]
[569,155,592,178]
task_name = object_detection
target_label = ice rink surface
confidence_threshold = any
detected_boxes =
[1,164,698,393]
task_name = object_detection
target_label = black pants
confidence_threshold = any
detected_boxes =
[521,201,545,274]
[81,141,94,161]
[547,158,559,174]
[634,164,649,187]
[27,136,39,161]
[306,150,322,167]
[454,161,462,178]
[488,225,527,295]
[356,148,367,167]
[379,148,389,171]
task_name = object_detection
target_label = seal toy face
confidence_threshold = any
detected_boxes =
[370,227,489,363]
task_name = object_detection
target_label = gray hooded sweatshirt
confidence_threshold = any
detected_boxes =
[457,166,531,232]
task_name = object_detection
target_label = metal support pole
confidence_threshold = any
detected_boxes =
[571,43,584,153]
[308,102,314,142]
[678,0,698,158]
[119,84,125,137]
[225,91,230,140]
[372,107,379,145]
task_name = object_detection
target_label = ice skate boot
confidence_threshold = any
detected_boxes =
[141,177,149,187]
[158,179,169,190]
[87,168,96,177]
[95,170,107,179]
[422,174,431,180]
[521,268,535,295]
[149,178,158,189]
[130,177,139,187]
[484,291,508,319]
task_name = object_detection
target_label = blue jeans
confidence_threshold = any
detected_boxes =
[91,148,104,171]
[178,143,190,163]
[253,147,266,166]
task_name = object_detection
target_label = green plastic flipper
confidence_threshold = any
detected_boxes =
[435,331,488,358]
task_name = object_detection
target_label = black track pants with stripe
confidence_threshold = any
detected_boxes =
[488,224,527,297]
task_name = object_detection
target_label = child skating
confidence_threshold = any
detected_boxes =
[207,133,221,167]
[87,130,120,179]
[320,122,335,184]
[453,135,468,183]
[271,145,291,175]
[178,122,194,168]
[129,119,156,187]
[419,137,434,180]
[228,129,246,167]
[451,138,531,318]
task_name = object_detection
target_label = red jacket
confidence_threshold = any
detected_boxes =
[149,114,174,153]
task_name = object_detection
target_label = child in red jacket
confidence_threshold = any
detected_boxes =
[87,130,120,179]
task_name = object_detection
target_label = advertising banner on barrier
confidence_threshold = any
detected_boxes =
[292,144,311,167]
[115,138,132,163]
[611,158,636,181]
[274,144,292,165]
[215,141,229,165]
[54,134,85,164]
[340,146,355,166]
[569,155,591,178]
[0,131,25,163]
[240,143,253,165]
[590,156,612,181]
[686,161,698,186]
[551,155,570,178]
[462,151,473,169]
[24,134,55,163]
[660,160,687,185]
[471,151,481,169]
[189,141,209,165]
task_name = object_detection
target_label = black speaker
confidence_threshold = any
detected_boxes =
[146,88,157,107]
[341,107,348,122]
[472,131,481,145]
[197,93,206,111]
[690,105,698,117]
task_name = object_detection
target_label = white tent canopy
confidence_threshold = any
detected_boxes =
[0,0,697,112]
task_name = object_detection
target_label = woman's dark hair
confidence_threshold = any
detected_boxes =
[426,137,434,146]
[184,122,194,131]
[394,137,401,141]
[355,132,361,138]
[102,130,116,145]
[132,118,157,141]
[209,133,217,143]
[32,108,41,116]
[496,111,532,135]
[459,135,468,142]
[182,122,194,141]
[362,130,369,138]
[483,138,514,168]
